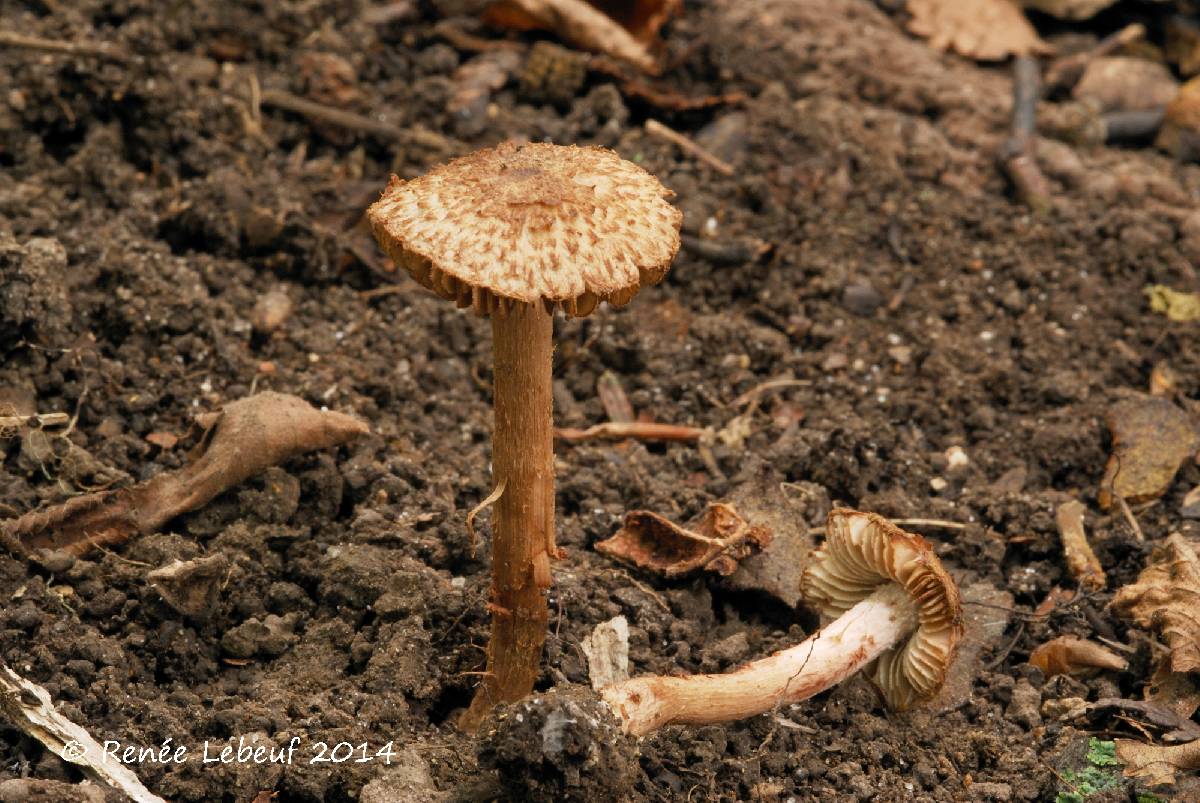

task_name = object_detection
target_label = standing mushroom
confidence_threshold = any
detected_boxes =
[600,509,963,735]
[368,142,681,730]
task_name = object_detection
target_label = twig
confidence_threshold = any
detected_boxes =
[645,119,735,176]
[359,284,408,300]
[0,30,131,62]
[0,664,166,802]
[731,379,809,408]
[1114,494,1145,542]
[681,234,772,265]
[999,56,1052,215]
[0,412,70,430]
[1044,23,1146,95]
[889,518,969,532]
[259,88,455,151]
[433,20,526,54]
[555,421,705,443]
[1055,500,1106,591]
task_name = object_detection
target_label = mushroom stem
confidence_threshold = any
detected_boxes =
[600,583,917,736]
[460,301,556,731]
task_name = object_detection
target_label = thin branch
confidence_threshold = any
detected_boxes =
[645,119,735,176]
[0,30,131,62]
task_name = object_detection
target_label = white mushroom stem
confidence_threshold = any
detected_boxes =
[600,583,917,736]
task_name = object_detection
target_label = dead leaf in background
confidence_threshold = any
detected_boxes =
[1098,395,1200,510]
[1115,739,1200,787]
[2,392,369,556]
[1021,0,1117,20]
[1110,533,1200,673]
[1145,284,1200,322]
[1029,635,1127,677]
[484,0,681,73]
[595,502,772,577]
[906,0,1050,61]
[1147,664,1200,721]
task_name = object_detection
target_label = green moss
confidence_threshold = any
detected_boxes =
[1086,739,1119,767]
[1055,741,1123,802]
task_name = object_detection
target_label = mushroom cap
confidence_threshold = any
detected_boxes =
[800,509,963,710]
[367,142,682,317]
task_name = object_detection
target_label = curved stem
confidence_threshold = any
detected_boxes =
[601,584,916,736]
[460,302,555,732]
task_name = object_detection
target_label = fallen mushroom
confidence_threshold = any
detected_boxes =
[600,509,963,735]
[2,392,368,556]
[367,141,681,731]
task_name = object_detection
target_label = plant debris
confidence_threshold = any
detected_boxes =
[554,421,705,443]
[1055,499,1106,591]
[2,393,368,557]
[482,0,680,73]
[146,553,231,618]
[1114,738,1200,787]
[1145,284,1200,322]
[906,0,1049,61]
[0,664,165,803]
[595,502,771,578]
[1098,395,1200,511]
[1028,635,1127,677]
[1110,533,1200,674]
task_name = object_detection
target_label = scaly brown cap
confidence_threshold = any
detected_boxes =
[367,142,682,317]
[801,509,963,710]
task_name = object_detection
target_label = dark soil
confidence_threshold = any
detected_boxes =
[2,0,1199,801]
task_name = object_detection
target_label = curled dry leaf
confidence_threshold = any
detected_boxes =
[1110,533,1200,673]
[2,392,369,557]
[483,0,680,74]
[1115,738,1200,787]
[1098,395,1200,510]
[906,0,1049,62]
[595,502,772,578]
[147,553,230,618]
[1029,635,1127,677]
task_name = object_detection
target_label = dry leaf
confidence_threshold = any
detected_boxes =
[907,0,1049,62]
[595,502,772,578]
[484,0,680,73]
[3,393,368,556]
[1021,0,1117,20]
[1145,284,1200,322]
[1098,395,1200,510]
[1115,739,1200,787]
[1110,533,1200,673]
[1147,664,1200,721]
[147,554,230,618]
[1029,635,1127,677]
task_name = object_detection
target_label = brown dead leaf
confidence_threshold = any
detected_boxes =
[484,0,679,73]
[907,0,1050,62]
[1115,738,1200,787]
[1111,533,1200,673]
[145,431,179,450]
[1147,664,1200,721]
[1029,635,1127,677]
[2,393,368,556]
[1099,395,1200,510]
[595,502,771,578]
[147,554,230,618]
[597,371,634,424]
